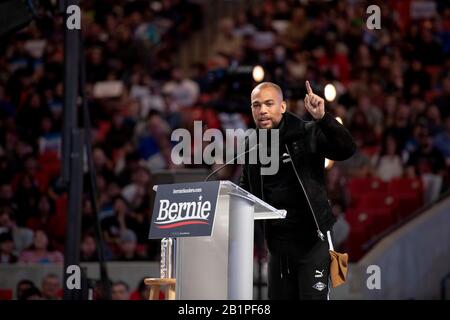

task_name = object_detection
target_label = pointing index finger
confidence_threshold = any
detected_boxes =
[306,80,313,95]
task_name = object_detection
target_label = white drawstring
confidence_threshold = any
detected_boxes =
[327,230,334,251]
[326,230,333,300]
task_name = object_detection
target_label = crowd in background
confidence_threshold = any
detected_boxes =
[0,0,449,299]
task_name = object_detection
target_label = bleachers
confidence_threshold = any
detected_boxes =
[345,177,424,261]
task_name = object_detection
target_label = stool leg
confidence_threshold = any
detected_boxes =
[149,285,160,300]
[167,285,176,300]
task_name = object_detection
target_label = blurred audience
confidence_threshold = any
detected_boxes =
[0,0,447,271]
[18,230,63,264]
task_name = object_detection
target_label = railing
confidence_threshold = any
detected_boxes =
[351,195,450,299]
[362,190,450,253]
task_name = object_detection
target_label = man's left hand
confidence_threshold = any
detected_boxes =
[304,80,325,120]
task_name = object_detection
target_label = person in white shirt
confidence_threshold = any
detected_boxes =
[372,135,404,182]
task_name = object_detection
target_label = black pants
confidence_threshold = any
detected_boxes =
[267,238,331,300]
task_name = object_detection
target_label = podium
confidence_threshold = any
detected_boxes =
[150,181,286,300]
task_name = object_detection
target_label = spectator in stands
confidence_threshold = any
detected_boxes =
[26,195,57,239]
[16,92,50,144]
[136,113,171,170]
[383,95,398,129]
[41,274,61,300]
[407,128,446,176]
[0,232,17,263]
[19,287,43,300]
[404,121,426,156]
[116,151,141,188]
[372,135,404,182]
[250,15,278,52]
[162,67,200,109]
[317,32,350,85]
[0,183,15,209]
[117,229,143,261]
[326,166,350,210]
[81,198,95,235]
[410,99,427,126]
[0,156,15,187]
[16,279,36,300]
[18,230,63,264]
[407,128,446,203]
[111,281,130,300]
[348,95,384,138]
[232,12,256,39]
[386,104,412,151]
[280,6,311,51]
[122,166,152,211]
[338,150,373,178]
[434,116,450,163]
[404,59,430,100]
[130,278,150,300]
[101,196,141,254]
[433,76,450,119]
[211,18,242,58]
[80,233,98,262]
[0,206,34,255]
[348,109,377,148]
[14,173,41,226]
[92,148,115,184]
[425,105,444,136]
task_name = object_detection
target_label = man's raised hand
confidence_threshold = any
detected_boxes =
[304,80,325,120]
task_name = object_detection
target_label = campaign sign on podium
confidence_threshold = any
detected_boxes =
[148,181,220,238]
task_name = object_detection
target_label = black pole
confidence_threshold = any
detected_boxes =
[61,0,79,184]
[60,0,86,300]
[63,129,84,300]
[79,31,111,300]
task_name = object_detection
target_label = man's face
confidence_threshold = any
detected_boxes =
[0,240,14,254]
[42,277,60,299]
[251,86,286,129]
[0,212,10,227]
[120,240,136,256]
[112,284,129,300]
[17,283,32,299]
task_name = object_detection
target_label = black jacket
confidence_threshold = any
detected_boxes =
[239,111,356,241]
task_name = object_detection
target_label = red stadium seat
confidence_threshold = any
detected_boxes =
[346,207,377,237]
[38,151,61,179]
[347,177,387,207]
[345,203,398,261]
[388,178,424,219]
[0,289,13,300]
[360,145,381,158]
[357,194,398,232]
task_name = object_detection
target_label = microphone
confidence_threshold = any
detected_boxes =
[204,143,259,182]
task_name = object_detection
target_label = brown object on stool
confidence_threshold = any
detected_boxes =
[144,278,176,300]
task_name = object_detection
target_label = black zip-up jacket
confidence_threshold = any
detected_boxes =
[239,111,356,243]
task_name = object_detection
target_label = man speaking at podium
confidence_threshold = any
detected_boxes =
[239,81,356,300]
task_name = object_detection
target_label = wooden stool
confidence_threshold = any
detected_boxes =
[144,278,176,300]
